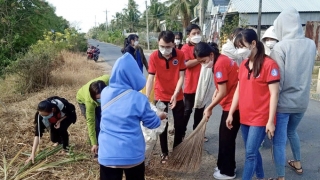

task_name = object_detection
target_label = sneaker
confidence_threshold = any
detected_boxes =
[213,170,236,180]
[214,167,237,173]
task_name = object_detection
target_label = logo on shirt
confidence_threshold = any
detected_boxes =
[271,68,278,77]
[216,72,222,79]
[173,59,179,65]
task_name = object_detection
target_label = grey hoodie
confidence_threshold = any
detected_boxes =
[270,8,316,113]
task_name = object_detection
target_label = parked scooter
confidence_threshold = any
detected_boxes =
[87,45,100,62]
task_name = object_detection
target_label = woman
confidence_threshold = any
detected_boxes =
[121,34,148,72]
[221,28,243,66]
[76,75,109,156]
[174,32,183,49]
[226,29,280,180]
[261,26,278,56]
[194,42,240,180]
[25,98,76,164]
[98,53,166,180]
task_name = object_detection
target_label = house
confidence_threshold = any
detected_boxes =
[204,0,320,42]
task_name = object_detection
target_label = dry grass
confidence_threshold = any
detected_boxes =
[0,51,214,179]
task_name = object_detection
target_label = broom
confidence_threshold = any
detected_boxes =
[166,116,207,173]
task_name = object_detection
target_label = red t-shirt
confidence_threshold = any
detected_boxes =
[238,57,280,126]
[181,44,201,94]
[148,48,186,101]
[213,55,239,111]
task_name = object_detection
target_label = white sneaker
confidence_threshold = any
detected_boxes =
[214,167,237,173]
[213,170,236,180]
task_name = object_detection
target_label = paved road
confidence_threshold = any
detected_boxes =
[89,39,320,180]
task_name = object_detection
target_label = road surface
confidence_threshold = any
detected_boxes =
[89,39,320,180]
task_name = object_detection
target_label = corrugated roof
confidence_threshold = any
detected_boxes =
[231,0,320,13]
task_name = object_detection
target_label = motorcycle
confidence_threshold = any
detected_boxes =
[87,46,100,62]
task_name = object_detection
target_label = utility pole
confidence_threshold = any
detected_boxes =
[95,15,97,27]
[145,0,150,50]
[199,0,204,30]
[103,9,110,31]
[257,0,262,39]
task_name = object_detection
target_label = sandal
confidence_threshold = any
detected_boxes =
[288,160,303,175]
[160,153,168,164]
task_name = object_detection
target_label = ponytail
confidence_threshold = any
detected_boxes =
[252,41,265,78]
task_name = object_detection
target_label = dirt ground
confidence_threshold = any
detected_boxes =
[0,52,216,179]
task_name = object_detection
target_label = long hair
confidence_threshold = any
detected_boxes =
[234,29,265,78]
[121,34,137,54]
[89,80,107,100]
[194,42,220,66]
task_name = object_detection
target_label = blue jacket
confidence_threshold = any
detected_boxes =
[98,53,161,166]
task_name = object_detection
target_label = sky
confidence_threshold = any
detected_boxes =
[47,0,165,33]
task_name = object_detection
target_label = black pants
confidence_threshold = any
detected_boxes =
[78,103,101,142]
[183,93,205,134]
[100,162,145,180]
[217,110,240,176]
[155,100,185,155]
[50,118,73,149]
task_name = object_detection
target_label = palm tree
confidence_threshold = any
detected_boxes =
[123,0,140,32]
[165,0,199,33]
[147,0,166,32]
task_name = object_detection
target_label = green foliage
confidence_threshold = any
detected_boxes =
[220,14,248,44]
[0,0,70,74]
[6,28,87,93]
[87,26,124,46]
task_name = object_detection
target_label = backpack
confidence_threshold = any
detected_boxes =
[47,96,77,124]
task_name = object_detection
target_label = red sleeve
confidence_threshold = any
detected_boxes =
[265,61,280,83]
[148,53,156,75]
[179,53,187,71]
[214,61,229,84]
[181,45,192,61]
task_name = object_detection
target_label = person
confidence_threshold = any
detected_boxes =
[25,97,76,164]
[269,8,317,180]
[226,29,280,180]
[98,52,167,180]
[93,45,100,61]
[194,42,240,179]
[76,75,109,157]
[261,26,278,56]
[174,32,183,49]
[121,34,148,73]
[145,30,186,164]
[221,28,244,65]
[181,24,207,141]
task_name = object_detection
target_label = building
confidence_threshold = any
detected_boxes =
[204,0,320,42]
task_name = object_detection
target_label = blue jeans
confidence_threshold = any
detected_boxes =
[241,124,266,180]
[273,112,304,177]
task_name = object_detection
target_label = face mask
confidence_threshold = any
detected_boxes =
[265,40,277,49]
[159,46,173,56]
[174,40,181,44]
[96,99,101,103]
[41,112,53,119]
[237,47,252,59]
[191,35,202,44]
[134,41,139,46]
[201,60,213,68]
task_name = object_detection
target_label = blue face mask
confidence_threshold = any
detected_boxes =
[96,99,101,103]
[41,112,53,119]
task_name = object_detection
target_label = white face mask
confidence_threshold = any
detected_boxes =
[265,40,277,49]
[201,60,213,68]
[237,47,252,59]
[191,35,202,44]
[159,46,173,56]
[174,40,181,45]
[134,41,139,46]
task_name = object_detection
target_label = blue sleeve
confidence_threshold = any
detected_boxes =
[141,99,161,129]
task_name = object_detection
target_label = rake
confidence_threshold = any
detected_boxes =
[166,117,207,173]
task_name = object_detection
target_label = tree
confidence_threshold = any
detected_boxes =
[147,0,166,32]
[123,0,140,32]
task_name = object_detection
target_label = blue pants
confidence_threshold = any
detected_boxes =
[273,112,304,177]
[241,124,266,180]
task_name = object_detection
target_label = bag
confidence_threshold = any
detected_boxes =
[47,96,77,124]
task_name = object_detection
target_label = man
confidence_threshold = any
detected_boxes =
[146,30,186,164]
[180,24,207,141]
[270,7,317,180]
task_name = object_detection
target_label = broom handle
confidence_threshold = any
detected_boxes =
[184,117,207,140]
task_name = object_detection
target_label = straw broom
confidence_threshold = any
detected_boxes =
[166,117,207,173]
